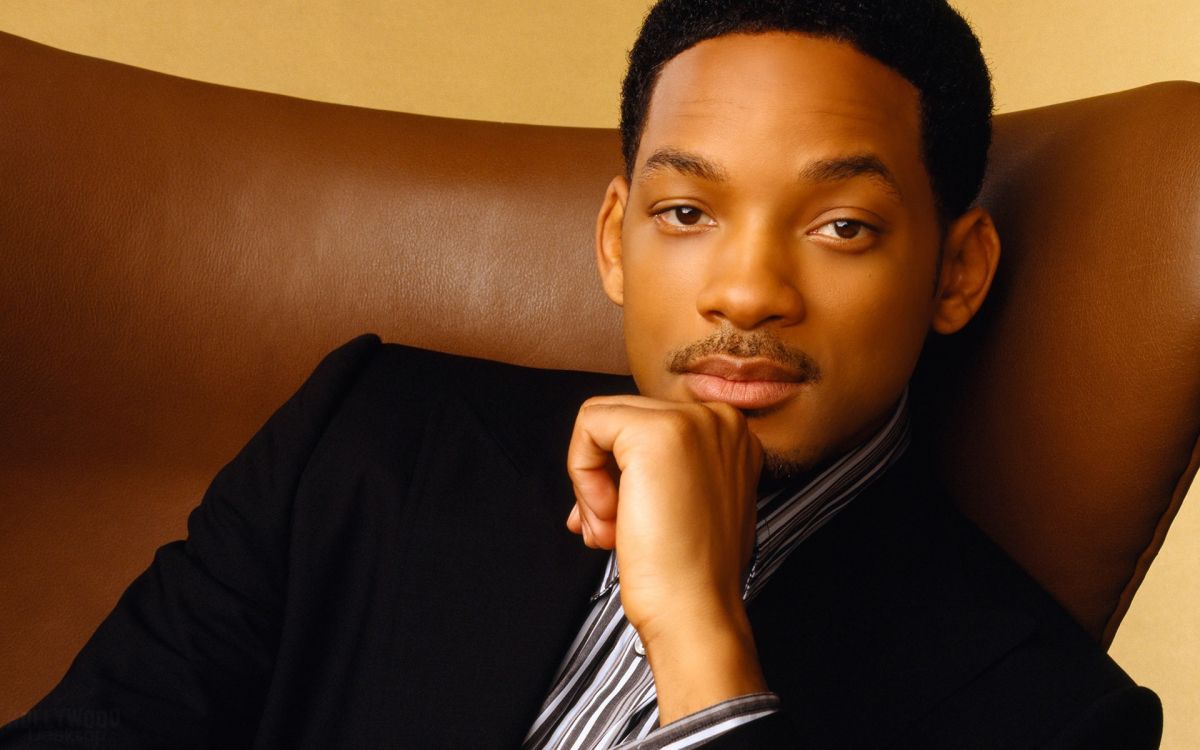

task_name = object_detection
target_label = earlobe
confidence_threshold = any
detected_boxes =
[596,176,629,307]
[932,206,1001,334]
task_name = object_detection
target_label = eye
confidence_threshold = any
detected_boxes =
[811,218,875,240]
[654,205,715,229]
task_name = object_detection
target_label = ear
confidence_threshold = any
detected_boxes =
[595,176,630,306]
[931,206,1001,334]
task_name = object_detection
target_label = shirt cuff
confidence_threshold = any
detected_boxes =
[611,692,781,750]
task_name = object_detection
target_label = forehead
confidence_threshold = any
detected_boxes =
[637,32,925,185]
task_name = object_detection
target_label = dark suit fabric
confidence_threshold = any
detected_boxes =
[0,336,1161,749]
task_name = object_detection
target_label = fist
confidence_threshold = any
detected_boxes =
[565,395,762,645]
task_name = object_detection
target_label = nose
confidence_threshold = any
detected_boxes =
[695,231,805,330]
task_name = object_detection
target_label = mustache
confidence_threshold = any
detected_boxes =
[665,329,822,382]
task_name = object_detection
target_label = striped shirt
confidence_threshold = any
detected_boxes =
[523,392,911,750]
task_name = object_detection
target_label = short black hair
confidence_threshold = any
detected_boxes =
[620,0,993,220]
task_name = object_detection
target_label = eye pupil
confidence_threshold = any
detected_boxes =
[674,206,702,226]
[833,220,859,239]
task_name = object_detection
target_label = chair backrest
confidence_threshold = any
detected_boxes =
[0,30,1197,719]
[915,88,1200,645]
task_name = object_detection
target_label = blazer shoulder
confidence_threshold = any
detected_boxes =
[363,341,632,420]
[364,341,633,402]
[318,338,635,473]
[289,332,383,407]
[307,336,632,418]
[894,493,1163,748]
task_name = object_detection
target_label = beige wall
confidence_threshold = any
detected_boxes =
[2,0,1199,124]
[0,0,650,128]
[1,1,1196,746]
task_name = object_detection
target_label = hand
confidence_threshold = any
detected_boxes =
[566,394,768,722]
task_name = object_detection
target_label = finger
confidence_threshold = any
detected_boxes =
[567,407,629,524]
[576,499,616,549]
[696,401,764,477]
[570,400,668,549]
[581,513,617,550]
[578,394,689,411]
[566,498,618,548]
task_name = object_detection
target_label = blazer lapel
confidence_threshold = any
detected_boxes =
[747,458,1037,748]
[381,371,617,747]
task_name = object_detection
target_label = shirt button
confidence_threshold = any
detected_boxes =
[633,634,646,657]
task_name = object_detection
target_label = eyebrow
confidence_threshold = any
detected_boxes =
[638,147,729,183]
[800,154,904,202]
[638,147,904,203]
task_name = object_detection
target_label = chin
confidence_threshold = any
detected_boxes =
[759,432,828,478]
[762,450,811,479]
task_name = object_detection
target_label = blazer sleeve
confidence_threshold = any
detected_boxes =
[684,686,1162,750]
[0,334,381,750]
[698,685,1163,750]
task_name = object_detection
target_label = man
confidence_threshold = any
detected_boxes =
[0,0,1162,748]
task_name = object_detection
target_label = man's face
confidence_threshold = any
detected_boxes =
[599,32,950,473]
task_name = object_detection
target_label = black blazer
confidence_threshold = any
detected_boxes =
[0,336,1161,749]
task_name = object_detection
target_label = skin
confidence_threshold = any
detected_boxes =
[566,32,1000,724]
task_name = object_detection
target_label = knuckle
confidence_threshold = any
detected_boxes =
[709,400,745,427]
[657,408,694,435]
[577,397,605,416]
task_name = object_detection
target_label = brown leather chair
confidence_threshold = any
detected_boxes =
[1,30,1197,722]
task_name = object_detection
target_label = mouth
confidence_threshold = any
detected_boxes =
[681,356,811,411]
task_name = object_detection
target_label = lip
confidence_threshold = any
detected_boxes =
[681,356,808,410]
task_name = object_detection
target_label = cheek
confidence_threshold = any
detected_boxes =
[623,264,694,320]
[621,223,702,298]
[619,243,704,391]
[864,275,932,355]
[811,256,935,391]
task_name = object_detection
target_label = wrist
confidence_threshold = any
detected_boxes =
[640,603,768,725]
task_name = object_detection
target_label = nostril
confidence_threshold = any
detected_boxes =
[697,282,805,331]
